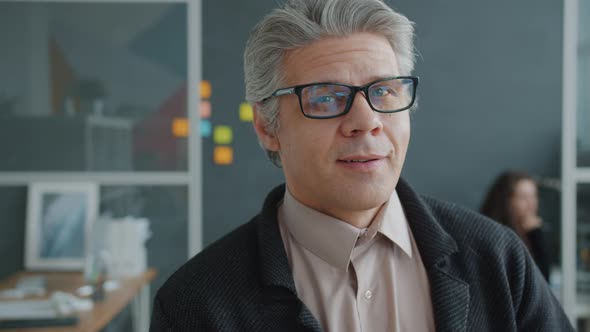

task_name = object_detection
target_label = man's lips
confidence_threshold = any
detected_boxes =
[337,154,386,163]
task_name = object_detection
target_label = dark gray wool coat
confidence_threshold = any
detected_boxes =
[150,178,573,332]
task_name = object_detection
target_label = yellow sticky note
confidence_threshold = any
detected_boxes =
[201,80,212,99]
[213,125,232,145]
[214,146,233,165]
[172,117,189,138]
[200,100,211,119]
[239,102,254,122]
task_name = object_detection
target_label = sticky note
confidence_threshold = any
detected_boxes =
[172,117,189,138]
[200,100,211,119]
[213,125,232,145]
[200,120,212,137]
[239,102,254,122]
[200,80,212,99]
[214,146,233,165]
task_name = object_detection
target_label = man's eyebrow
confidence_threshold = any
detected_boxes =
[297,75,401,86]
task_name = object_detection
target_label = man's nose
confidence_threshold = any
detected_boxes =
[340,92,384,137]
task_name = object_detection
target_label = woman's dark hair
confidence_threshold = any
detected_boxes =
[479,170,536,248]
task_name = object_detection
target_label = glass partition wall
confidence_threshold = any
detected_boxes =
[0,1,201,330]
[562,0,590,327]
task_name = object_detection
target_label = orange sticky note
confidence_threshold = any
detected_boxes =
[172,117,189,138]
[213,125,232,145]
[200,100,211,119]
[214,146,233,165]
[239,102,253,122]
[201,80,212,99]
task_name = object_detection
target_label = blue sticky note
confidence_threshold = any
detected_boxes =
[200,120,212,137]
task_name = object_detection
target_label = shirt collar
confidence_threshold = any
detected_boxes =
[280,188,413,271]
[380,190,413,258]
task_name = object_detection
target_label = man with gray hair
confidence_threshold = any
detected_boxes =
[151,0,572,331]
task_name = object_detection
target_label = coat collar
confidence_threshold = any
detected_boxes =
[396,178,470,332]
[255,184,322,331]
[255,179,470,332]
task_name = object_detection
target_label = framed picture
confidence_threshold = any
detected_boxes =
[25,182,99,270]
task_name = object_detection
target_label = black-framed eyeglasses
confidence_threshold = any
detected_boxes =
[261,76,419,119]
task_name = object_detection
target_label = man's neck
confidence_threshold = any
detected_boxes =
[285,187,389,229]
[327,205,384,229]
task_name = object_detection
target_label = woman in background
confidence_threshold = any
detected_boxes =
[480,171,550,281]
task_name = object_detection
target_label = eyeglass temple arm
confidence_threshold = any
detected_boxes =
[272,87,295,97]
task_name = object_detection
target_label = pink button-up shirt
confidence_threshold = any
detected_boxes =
[278,188,435,332]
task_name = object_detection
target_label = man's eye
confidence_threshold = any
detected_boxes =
[314,95,336,104]
[371,87,395,97]
[311,93,348,104]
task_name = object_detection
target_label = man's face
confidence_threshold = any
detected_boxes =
[254,33,411,225]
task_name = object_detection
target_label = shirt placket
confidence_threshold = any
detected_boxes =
[350,237,377,332]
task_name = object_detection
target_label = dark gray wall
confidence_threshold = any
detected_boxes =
[396,1,562,208]
[201,0,563,246]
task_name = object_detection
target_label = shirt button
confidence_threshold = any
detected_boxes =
[364,290,372,300]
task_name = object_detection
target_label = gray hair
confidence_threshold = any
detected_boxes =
[244,0,416,166]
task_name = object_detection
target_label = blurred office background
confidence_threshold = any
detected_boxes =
[0,0,587,330]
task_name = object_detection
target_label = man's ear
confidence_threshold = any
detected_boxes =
[252,103,280,152]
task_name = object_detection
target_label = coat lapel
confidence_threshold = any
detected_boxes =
[397,178,470,332]
[256,184,323,332]
[428,266,470,332]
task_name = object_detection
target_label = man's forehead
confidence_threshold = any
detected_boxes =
[281,33,400,85]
